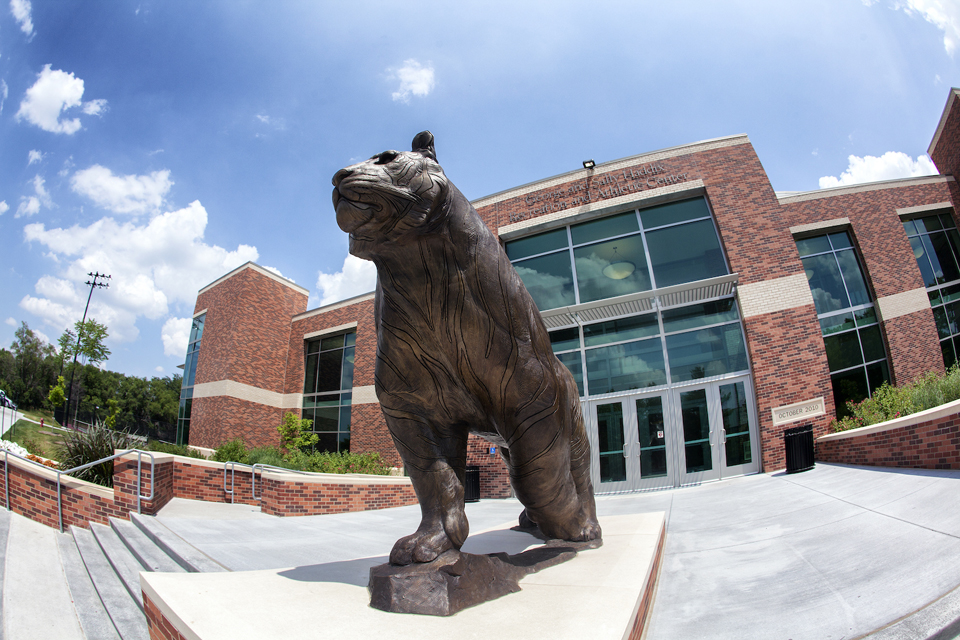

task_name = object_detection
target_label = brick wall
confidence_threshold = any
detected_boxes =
[930,90,960,179]
[190,395,285,450]
[259,472,416,516]
[190,265,308,448]
[144,592,188,640]
[172,458,259,506]
[466,435,512,499]
[817,402,960,469]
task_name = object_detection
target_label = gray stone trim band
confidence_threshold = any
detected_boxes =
[737,274,814,318]
[193,380,303,409]
[896,202,954,217]
[876,288,930,322]
[777,176,953,205]
[789,218,850,236]
[498,180,706,239]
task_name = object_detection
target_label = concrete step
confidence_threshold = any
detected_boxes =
[57,532,121,640]
[90,523,147,608]
[109,518,185,574]
[129,513,228,573]
[70,526,149,640]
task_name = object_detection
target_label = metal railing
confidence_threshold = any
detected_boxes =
[222,462,311,503]
[2,448,155,532]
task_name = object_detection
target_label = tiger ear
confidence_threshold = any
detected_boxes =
[411,131,437,162]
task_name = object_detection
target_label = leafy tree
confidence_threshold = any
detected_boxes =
[58,319,111,368]
[277,412,317,452]
[48,376,67,407]
[9,323,57,409]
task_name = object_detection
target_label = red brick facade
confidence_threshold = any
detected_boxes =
[181,88,960,485]
[817,404,960,469]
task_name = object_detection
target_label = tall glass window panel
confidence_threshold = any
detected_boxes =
[665,324,748,383]
[639,198,711,229]
[904,212,960,369]
[302,332,356,452]
[511,252,576,311]
[646,219,727,288]
[583,314,659,347]
[586,337,666,395]
[661,300,739,334]
[573,234,651,303]
[505,228,569,261]
[571,211,639,245]
[799,232,872,315]
[720,382,751,466]
[177,314,205,445]
[596,402,627,484]
[680,389,712,473]
[636,397,667,478]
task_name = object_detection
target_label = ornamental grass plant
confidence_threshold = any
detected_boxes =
[831,365,960,432]
[57,420,136,487]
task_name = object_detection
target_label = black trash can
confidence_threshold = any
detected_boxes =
[464,465,481,502]
[784,424,815,474]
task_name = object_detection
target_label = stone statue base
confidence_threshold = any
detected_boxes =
[368,536,602,616]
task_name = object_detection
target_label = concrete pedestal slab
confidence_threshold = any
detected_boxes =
[140,512,665,640]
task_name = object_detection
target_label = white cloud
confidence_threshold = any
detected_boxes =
[889,0,960,55]
[10,0,33,37]
[15,65,106,134]
[21,199,258,343]
[161,316,192,358]
[0,80,8,114]
[27,150,42,165]
[71,165,172,216]
[819,152,937,188]
[4,318,15,327]
[316,255,377,305]
[16,174,52,218]
[390,59,436,103]
[261,265,293,282]
[0,201,8,216]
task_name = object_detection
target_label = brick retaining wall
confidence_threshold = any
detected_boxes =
[817,399,960,469]
[259,470,417,516]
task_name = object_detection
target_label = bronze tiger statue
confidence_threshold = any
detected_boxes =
[332,131,601,565]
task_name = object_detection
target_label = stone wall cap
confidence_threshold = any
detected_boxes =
[260,468,413,485]
[817,397,960,442]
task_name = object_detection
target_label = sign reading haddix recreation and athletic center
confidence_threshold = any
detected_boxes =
[771,397,826,427]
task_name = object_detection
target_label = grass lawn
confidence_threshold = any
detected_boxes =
[3,419,69,459]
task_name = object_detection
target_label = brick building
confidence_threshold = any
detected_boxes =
[176,88,960,497]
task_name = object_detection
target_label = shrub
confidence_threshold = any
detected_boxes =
[831,365,960,432]
[212,438,248,464]
[246,446,285,468]
[144,440,206,459]
[302,450,390,475]
[57,421,136,487]
[277,412,317,453]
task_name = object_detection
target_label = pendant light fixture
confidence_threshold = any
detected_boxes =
[603,246,636,280]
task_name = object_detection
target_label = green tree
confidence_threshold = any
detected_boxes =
[48,376,67,407]
[58,319,111,368]
[277,412,317,452]
[9,323,57,409]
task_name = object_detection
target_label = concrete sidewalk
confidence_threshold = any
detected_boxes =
[155,463,960,640]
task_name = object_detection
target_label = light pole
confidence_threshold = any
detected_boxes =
[64,271,111,429]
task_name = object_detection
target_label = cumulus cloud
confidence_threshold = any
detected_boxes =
[27,150,42,165]
[0,80,8,115]
[261,265,293,281]
[894,0,960,55]
[21,199,258,343]
[71,165,172,215]
[15,65,106,134]
[10,0,33,37]
[161,316,192,358]
[390,59,435,103]
[16,174,52,218]
[0,201,8,216]
[4,318,15,327]
[819,152,937,188]
[316,255,376,305]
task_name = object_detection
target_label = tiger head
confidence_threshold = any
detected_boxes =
[332,131,450,260]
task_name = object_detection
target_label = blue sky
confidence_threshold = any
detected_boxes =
[0,0,958,379]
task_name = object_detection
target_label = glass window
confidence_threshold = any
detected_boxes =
[574,234,651,303]
[904,211,960,369]
[665,324,748,382]
[646,219,727,288]
[508,197,728,311]
[586,337,666,394]
[177,314,206,445]
[661,299,739,334]
[302,332,356,453]
[583,314,659,347]
[556,351,584,396]
[796,231,889,416]
[512,252,576,310]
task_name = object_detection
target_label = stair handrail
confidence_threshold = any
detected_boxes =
[2,448,156,532]
[251,463,311,501]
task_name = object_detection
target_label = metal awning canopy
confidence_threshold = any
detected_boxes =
[539,273,739,329]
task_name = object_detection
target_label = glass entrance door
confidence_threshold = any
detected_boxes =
[588,376,759,493]
[674,376,760,486]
